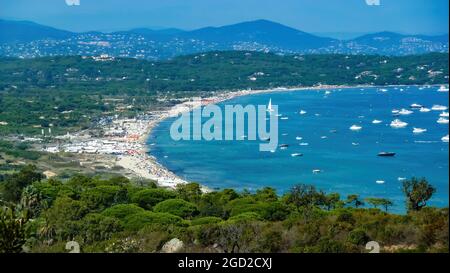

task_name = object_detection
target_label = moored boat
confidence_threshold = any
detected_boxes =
[349,124,362,131]
[413,127,427,134]
[378,152,396,157]
[442,135,449,143]
[437,117,449,124]
[390,119,408,128]
[438,85,449,92]
[432,105,448,111]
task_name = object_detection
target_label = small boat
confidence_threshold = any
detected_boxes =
[352,142,360,146]
[349,125,362,131]
[379,88,388,92]
[419,107,431,113]
[267,99,274,112]
[279,144,289,148]
[392,109,400,114]
[390,119,408,128]
[410,103,423,109]
[378,152,396,157]
[325,90,331,95]
[330,129,337,133]
[295,136,303,140]
[291,153,303,157]
[442,135,449,143]
[312,169,322,174]
[372,119,382,124]
[432,105,448,111]
[321,136,328,139]
[399,108,413,115]
[397,177,407,181]
[439,112,449,118]
[413,127,427,134]
[376,180,385,184]
[280,117,289,120]
[299,110,307,115]
[437,117,449,124]
[438,85,449,92]
[299,142,309,146]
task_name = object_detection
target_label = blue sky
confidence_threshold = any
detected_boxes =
[0,0,448,36]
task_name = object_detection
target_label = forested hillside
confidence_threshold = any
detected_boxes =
[1,51,448,135]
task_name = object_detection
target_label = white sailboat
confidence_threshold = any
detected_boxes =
[267,99,274,112]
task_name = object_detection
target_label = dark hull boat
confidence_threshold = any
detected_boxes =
[378,152,396,157]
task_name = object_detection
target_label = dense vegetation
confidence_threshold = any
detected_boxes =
[0,166,447,253]
[0,52,448,135]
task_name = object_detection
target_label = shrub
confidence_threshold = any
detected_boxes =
[347,228,370,246]
[80,213,122,243]
[228,212,262,222]
[190,216,223,226]
[80,185,128,210]
[123,211,183,231]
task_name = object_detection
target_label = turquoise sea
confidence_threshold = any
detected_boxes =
[148,86,449,212]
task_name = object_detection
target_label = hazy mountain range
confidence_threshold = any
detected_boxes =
[0,19,448,59]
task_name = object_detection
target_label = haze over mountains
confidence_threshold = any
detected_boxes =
[0,19,448,59]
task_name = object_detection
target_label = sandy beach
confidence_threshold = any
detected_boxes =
[64,83,428,190]
[126,84,377,189]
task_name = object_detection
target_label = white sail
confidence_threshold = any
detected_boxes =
[267,99,274,112]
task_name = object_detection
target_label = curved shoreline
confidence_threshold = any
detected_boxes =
[141,84,435,190]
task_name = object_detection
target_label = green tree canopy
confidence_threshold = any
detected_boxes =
[130,188,177,210]
[402,178,436,211]
[153,199,199,218]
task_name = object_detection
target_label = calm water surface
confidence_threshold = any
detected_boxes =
[149,86,449,212]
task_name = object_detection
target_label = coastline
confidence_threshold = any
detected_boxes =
[42,83,444,191]
[135,84,395,190]
[85,83,444,192]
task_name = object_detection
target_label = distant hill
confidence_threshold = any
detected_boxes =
[0,19,448,58]
[182,19,336,50]
[348,31,449,55]
[0,19,74,43]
